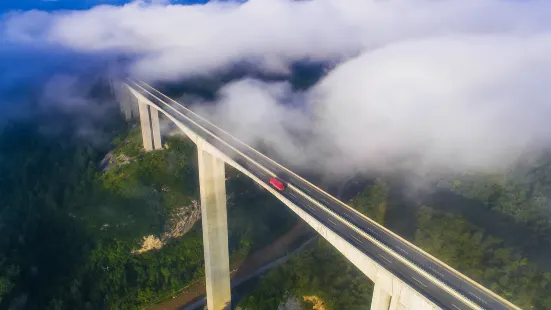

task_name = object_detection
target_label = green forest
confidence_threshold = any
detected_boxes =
[0,117,298,310]
[241,177,551,309]
[415,206,551,309]
[443,156,551,242]
[2,101,551,310]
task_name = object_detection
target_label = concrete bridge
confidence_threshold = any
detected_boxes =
[112,79,521,310]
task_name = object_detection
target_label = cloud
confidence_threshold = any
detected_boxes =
[2,0,551,178]
[310,34,551,176]
[192,79,314,166]
[1,0,371,80]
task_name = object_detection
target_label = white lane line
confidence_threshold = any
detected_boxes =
[469,292,486,303]
[452,303,461,310]
[428,266,445,278]
[287,192,297,199]
[365,227,380,237]
[366,229,380,238]
[378,254,392,264]
[352,235,363,244]
[412,277,427,288]
[344,214,356,222]
[328,218,337,226]
[396,246,409,254]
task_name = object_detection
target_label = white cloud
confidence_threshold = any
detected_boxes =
[2,0,551,178]
[310,34,551,176]
[11,0,550,80]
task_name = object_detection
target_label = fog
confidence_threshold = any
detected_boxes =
[2,0,551,178]
[310,35,551,177]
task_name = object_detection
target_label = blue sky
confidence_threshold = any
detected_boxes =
[0,0,211,13]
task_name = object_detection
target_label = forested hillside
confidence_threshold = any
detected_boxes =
[415,206,551,309]
[440,154,551,242]
[240,174,551,309]
[0,116,297,310]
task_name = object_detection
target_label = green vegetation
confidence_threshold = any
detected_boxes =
[348,180,388,224]
[3,112,551,310]
[415,206,551,309]
[0,121,205,309]
[238,238,374,310]
[0,119,296,309]
[443,155,551,238]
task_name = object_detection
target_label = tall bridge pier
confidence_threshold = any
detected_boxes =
[137,100,163,151]
[197,146,232,309]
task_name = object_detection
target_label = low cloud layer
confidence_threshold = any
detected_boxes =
[311,35,551,176]
[2,0,551,178]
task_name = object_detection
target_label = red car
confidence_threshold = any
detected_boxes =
[269,177,286,191]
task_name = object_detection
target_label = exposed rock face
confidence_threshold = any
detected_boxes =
[134,200,201,254]
[303,296,326,310]
[277,296,302,310]
[133,235,165,254]
[99,151,133,172]
[165,200,201,239]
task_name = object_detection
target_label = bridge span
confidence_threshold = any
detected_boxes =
[112,79,521,310]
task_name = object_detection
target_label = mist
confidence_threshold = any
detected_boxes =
[2,0,551,178]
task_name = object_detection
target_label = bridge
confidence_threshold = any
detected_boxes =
[111,79,521,310]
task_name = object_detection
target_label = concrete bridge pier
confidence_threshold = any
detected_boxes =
[120,93,133,120]
[137,100,163,151]
[371,281,392,310]
[138,100,154,151]
[112,81,133,120]
[197,146,231,310]
[150,107,163,150]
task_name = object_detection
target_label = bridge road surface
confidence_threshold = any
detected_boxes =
[128,80,516,310]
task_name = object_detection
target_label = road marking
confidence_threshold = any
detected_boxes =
[366,228,381,238]
[365,228,380,237]
[352,235,363,244]
[396,246,409,254]
[452,303,461,310]
[328,218,337,226]
[378,254,392,264]
[342,213,355,222]
[428,266,445,278]
[287,192,297,199]
[469,292,486,303]
[412,277,427,287]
